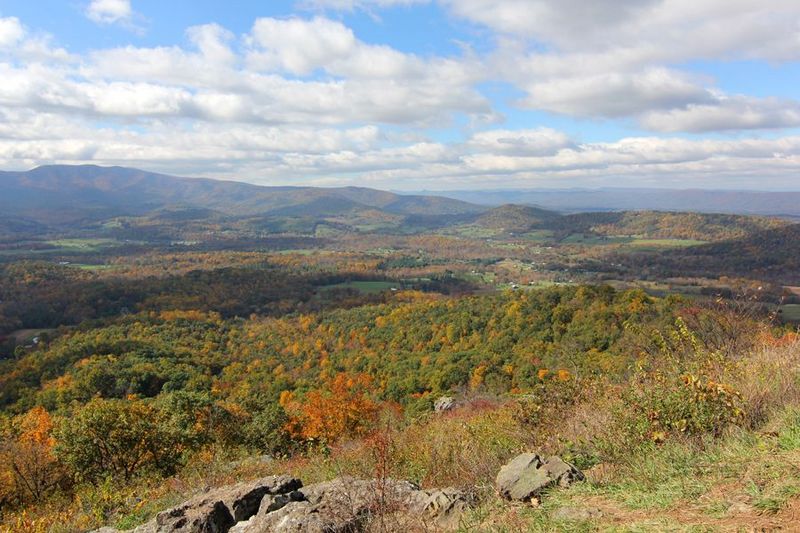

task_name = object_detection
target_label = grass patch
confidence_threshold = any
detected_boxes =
[625,238,707,249]
[320,280,398,294]
[779,304,800,322]
[45,238,121,250]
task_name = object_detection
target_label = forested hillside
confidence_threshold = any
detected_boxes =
[2,166,800,532]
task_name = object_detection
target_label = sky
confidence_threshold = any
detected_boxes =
[1,1,800,190]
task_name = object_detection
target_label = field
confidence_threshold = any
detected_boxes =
[780,304,800,322]
[624,237,707,248]
[319,280,399,294]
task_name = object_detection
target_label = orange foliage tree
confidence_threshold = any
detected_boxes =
[0,407,65,506]
[286,373,380,444]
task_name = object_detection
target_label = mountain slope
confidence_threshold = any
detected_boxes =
[473,204,560,232]
[0,165,484,223]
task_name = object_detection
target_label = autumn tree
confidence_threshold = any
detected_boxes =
[54,398,184,482]
[0,407,65,507]
[287,373,380,444]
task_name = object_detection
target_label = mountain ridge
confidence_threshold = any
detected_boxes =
[0,165,485,223]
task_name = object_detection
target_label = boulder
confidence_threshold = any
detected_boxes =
[496,453,584,501]
[124,475,302,533]
[434,396,456,413]
[96,475,469,533]
[415,487,472,529]
[231,477,471,532]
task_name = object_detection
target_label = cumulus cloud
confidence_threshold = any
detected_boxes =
[466,128,574,156]
[85,0,132,25]
[518,68,716,118]
[0,16,25,47]
[245,17,357,75]
[2,7,800,188]
[640,96,800,133]
[445,0,800,127]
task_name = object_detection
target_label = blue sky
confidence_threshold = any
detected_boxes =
[1,0,800,190]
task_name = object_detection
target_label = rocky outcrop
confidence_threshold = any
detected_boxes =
[495,453,584,502]
[116,475,302,533]
[100,476,470,533]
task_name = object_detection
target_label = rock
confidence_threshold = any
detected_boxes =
[416,487,473,529]
[235,477,416,532]
[551,506,603,521]
[496,453,584,501]
[231,477,470,532]
[156,500,235,533]
[434,396,456,412]
[123,475,302,533]
[97,475,469,533]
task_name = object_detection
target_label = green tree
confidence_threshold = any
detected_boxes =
[54,398,183,482]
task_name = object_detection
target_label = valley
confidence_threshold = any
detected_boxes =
[1,166,800,532]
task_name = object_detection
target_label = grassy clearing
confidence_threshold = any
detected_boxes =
[560,234,707,248]
[45,238,121,251]
[780,304,800,322]
[459,409,800,531]
[69,263,122,271]
[7,328,56,343]
[520,229,555,242]
[442,225,500,239]
[320,280,398,294]
[625,238,707,249]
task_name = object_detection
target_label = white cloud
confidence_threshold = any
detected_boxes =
[299,0,429,11]
[640,96,800,133]
[445,0,800,127]
[85,0,132,25]
[0,16,25,48]
[246,17,357,75]
[443,0,800,61]
[519,68,715,118]
[466,128,573,156]
[2,9,800,188]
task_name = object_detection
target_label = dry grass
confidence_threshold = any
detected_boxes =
[730,338,800,428]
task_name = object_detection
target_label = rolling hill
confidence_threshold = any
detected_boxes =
[0,165,484,224]
[472,204,560,232]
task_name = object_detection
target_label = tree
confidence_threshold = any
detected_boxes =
[54,398,183,482]
[0,407,65,506]
[287,373,380,444]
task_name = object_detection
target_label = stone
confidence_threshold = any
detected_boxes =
[415,487,473,529]
[496,453,584,501]
[230,477,470,532]
[434,396,456,412]
[116,475,302,533]
[95,475,470,533]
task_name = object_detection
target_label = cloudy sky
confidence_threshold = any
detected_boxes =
[1,0,800,190]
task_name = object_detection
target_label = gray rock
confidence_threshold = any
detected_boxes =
[97,475,469,533]
[416,487,472,529]
[115,475,302,533]
[231,477,470,532]
[236,477,418,532]
[496,453,584,501]
[434,396,456,412]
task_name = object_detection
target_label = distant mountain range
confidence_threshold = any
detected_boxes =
[0,165,482,224]
[423,188,800,218]
[3,166,800,227]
